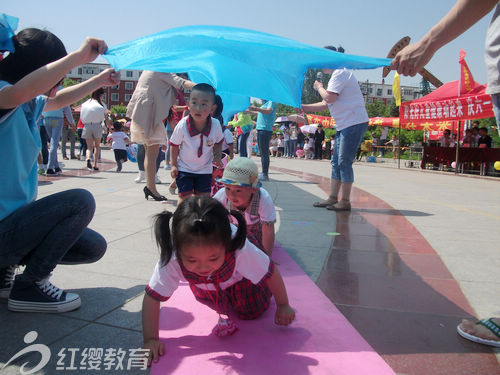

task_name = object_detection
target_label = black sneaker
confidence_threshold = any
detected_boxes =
[0,265,17,299]
[54,167,62,175]
[45,169,57,176]
[86,159,92,171]
[8,275,81,313]
[116,160,122,172]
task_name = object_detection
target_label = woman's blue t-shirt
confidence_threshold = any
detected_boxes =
[0,81,46,220]
[255,101,276,132]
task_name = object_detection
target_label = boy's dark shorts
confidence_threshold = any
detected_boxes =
[176,171,212,196]
[113,149,127,163]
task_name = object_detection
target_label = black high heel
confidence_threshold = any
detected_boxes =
[143,186,168,201]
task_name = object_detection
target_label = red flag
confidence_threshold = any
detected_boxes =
[459,49,476,94]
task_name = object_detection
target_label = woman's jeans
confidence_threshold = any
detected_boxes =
[284,140,290,157]
[239,132,250,157]
[289,139,297,157]
[257,130,272,176]
[137,144,161,172]
[61,127,76,158]
[39,125,49,165]
[44,117,63,170]
[0,189,106,281]
[331,122,368,183]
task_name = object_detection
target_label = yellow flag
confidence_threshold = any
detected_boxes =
[393,72,401,106]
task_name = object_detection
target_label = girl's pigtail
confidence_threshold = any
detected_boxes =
[153,211,174,266]
[229,209,247,252]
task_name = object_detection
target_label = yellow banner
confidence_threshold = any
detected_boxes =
[393,72,401,106]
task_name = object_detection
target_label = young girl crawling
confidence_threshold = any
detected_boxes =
[142,196,295,365]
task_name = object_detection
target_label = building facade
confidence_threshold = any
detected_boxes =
[358,81,422,104]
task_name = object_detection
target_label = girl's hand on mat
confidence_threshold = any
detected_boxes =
[144,339,164,367]
[170,165,178,179]
[275,304,295,326]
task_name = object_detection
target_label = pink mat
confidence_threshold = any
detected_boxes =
[152,244,395,375]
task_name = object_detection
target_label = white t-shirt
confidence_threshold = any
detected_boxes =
[326,69,369,131]
[147,225,271,299]
[380,127,389,140]
[169,116,224,174]
[222,128,234,151]
[213,187,276,225]
[80,99,107,124]
[107,131,129,150]
[270,138,278,151]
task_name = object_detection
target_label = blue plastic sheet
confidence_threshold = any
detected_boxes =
[105,25,391,122]
[0,14,19,53]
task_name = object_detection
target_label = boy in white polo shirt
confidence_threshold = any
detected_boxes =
[169,83,223,202]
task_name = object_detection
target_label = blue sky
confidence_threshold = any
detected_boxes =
[3,0,494,90]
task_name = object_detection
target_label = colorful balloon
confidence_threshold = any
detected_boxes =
[127,144,138,163]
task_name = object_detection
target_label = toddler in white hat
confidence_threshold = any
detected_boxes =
[213,158,276,256]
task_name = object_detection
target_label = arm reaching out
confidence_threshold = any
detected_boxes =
[392,0,498,76]
[142,294,164,367]
[265,267,295,326]
[0,37,110,109]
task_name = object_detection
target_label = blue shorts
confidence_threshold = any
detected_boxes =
[176,171,212,196]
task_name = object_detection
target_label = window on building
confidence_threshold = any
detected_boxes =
[125,94,132,102]
[111,85,119,90]
[376,88,383,96]
[369,87,373,94]
[102,94,107,102]
[125,82,133,90]
[387,89,392,95]
[126,71,133,78]
[111,93,119,102]
[78,68,82,75]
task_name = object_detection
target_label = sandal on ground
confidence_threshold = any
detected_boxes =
[326,200,351,211]
[457,318,500,348]
[313,199,337,208]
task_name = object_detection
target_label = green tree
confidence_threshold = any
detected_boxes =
[366,100,389,117]
[420,79,432,95]
[110,104,127,117]
[63,78,78,88]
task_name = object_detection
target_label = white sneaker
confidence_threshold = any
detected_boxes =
[134,171,145,183]
[155,175,162,184]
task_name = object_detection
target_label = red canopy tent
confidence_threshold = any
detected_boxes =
[400,80,499,171]
[400,80,494,129]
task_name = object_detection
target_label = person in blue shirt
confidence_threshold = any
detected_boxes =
[248,100,277,181]
[0,17,119,313]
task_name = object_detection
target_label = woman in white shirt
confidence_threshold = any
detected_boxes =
[80,88,109,171]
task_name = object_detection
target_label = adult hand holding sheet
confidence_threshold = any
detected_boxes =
[104,25,390,121]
